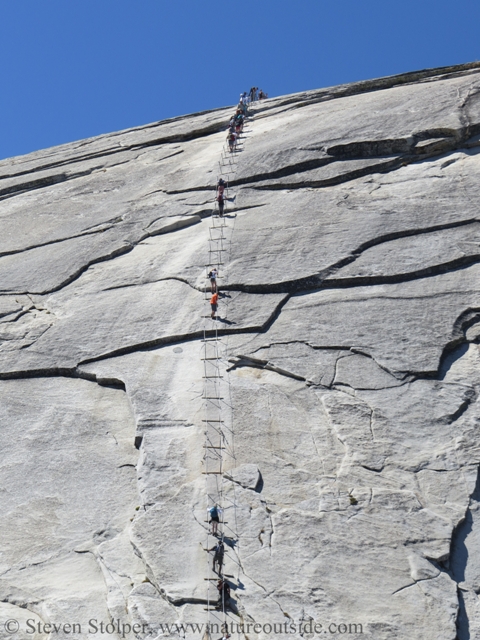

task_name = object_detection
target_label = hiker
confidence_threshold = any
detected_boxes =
[228,115,235,129]
[210,292,219,319]
[216,193,225,217]
[249,86,256,102]
[209,541,225,574]
[209,504,220,533]
[235,111,244,126]
[234,114,244,134]
[208,268,218,293]
[227,131,236,152]
[216,579,231,610]
[217,178,226,197]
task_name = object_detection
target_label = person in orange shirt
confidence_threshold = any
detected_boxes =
[210,292,219,319]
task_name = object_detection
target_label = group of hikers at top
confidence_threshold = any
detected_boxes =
[244,86,268,102]
[225,87,267,154]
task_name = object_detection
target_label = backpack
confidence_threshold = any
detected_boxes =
[209,506,218,518]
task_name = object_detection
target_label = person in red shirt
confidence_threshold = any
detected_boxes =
[210,292,219,319]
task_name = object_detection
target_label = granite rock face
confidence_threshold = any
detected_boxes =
[1,63,480,640]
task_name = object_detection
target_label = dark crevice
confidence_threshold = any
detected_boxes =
[76,328,278,368]
[248,144,472,192]
[0,227,114,259]
[349,347,410,382]
[452,309,480,337]
[322,254,480,290]
[0,295,289,378]
[439,343,471,380]
[230,156,335,186]
[245,131,480,193]
[230,130,464,189]
[250,156,404,190]
[434,308,480,380]
[326,139,410,158]
[0,365,126,389]
[325,128,464,159]
[222,222,480,296]
[1,242,137,296]
[425,309,480,382]
[1,213,207,296]
[456,588,470,640]
[227,354,306,382]
[360,464,384,473]
[0,308,32,324]
[0,166,102,201]
[446,395,475,424]
[101,276,199,293]
[166,596,209,606]
[254,294,291,335]
[448,467,480,639]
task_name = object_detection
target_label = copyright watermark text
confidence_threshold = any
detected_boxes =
[3,618,363,636]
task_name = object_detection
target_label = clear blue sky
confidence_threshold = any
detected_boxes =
[1,0,479,160]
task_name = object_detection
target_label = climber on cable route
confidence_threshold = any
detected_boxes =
[227,130,237,153]
[208,540,225,574]
[234,112,244,134]
[215,579,231,610]
[208,504,221,533]
[210,290,219,320]
[208,267,218,293]
[216,192,225,217]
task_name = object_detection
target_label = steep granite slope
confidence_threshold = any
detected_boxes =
[1,63,480,640]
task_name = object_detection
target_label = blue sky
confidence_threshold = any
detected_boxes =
[1,0,479,160]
